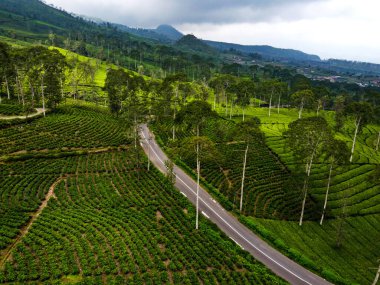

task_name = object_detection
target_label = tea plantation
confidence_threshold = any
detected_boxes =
[207,104,380,284]
[0,102,286,284]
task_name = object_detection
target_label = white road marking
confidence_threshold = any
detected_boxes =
[201,211,210,219]
[141,127,314,285]
[230,237,244,250]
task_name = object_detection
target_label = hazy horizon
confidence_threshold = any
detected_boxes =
[45,0,380,64]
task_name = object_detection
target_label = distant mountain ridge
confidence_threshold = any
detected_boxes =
[111,23,322,62]
[111,23,183,43]
[204,40,321,62]
[1,0,380,75]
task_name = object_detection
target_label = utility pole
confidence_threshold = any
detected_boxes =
[145,135,152,171]
[240,144,248,212]
[196,125,200,230]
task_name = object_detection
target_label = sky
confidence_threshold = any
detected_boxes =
[45,0,380,63]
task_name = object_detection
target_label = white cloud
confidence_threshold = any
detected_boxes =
[179,0,380,63]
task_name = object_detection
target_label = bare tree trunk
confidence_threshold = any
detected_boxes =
[15,75,21,104]
[240,144,249,212]
[134,114,138,149]
[307,154,314,176]
[268,89,273,117]
[320,163,333,225]
[15,70,25,107]
[224,90,228,117]
[376,131,380,151]
[277,94,281,114]
[213,93,216,110]
[41,74,46,117]
[350,117,361,162]
[21,84,25,107]
[372,261,380,285]
[172,87,178,140]
[299,177,308,226]
[242,108,245,122]
[29,82,35,109]
[145,135,151,171]
[172,105,176,141]
[317,102,321,116]
[298,98,304,119]
[306,135,321,176]
[172,121,175,140]
[196,124,200,230]
[60,77,64,98]
[300,146,318,226]
[5,76,10,100]
[229,99,233,119]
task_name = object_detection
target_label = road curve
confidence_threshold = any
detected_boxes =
[139,124,332,285]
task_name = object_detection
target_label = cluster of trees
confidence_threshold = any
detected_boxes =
[284,102,378,228]
[0,42,66,115]
[284,117,349,226]
[1,0,218,81]
[0,42,105,114]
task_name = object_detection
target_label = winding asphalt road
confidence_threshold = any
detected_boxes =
[139,124,332,285]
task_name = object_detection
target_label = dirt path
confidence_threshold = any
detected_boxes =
[0,177,64,268]
[0,108,46,120]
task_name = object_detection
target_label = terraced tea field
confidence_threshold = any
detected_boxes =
[152,118,315,220]
[0,102,286,284]
[0,103,36,116]
[251,215,380,284]
[208,104,380,284]
[0,152,286,284]
[0,102,132,157]
[211,104,380,218]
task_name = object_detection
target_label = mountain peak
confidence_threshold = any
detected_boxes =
[155,24,183,41]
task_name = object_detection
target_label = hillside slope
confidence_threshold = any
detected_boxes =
[0,102,287,285]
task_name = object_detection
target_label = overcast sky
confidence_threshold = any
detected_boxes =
[45,0,380,63]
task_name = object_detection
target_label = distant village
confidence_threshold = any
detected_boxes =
[228,54,380,88]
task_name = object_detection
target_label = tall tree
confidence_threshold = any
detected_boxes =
[68,57,95,100]
[343,102,374,162]
[179,135,218,229]
[0,42,13,101]
[235,80,255,121]
[104,69,128,114]
[26,47,67,113]
[234,118,263,212]
[291,89,314,119]
[312,86,330,116]
[285,117,332,225]
[209,75,237,117]
[372,260,380,285]
[334,95,347,131]
[320,139,349,225]
[176,100,217,229]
